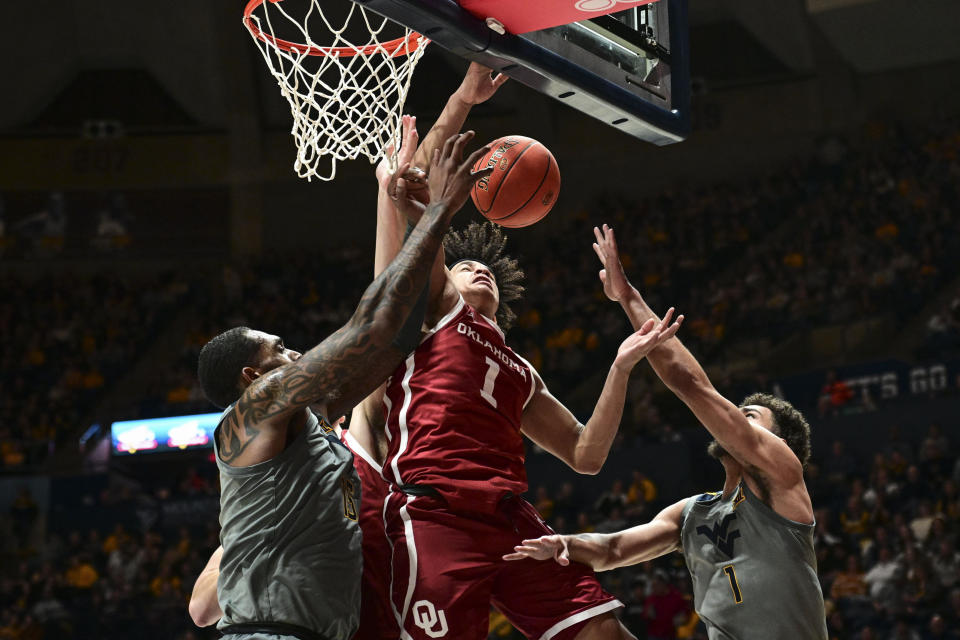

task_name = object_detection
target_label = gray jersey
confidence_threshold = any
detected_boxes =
[214,408,362,640]
[680,482,827,640]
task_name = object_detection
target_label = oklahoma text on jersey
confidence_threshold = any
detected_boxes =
[382,298,535,514]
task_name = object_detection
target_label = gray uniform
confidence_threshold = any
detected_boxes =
[214,407,362,640]
[680,482,827,640]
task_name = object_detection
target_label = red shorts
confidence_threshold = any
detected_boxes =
[384,491,621,640]
[344,432,399,640]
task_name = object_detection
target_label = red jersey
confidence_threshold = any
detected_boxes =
[382,298,536,513]
[341,430,398,640]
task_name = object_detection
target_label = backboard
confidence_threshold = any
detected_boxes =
[357,0,689,145]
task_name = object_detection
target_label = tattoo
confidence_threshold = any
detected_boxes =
[230,202,454,445]
[216,416,261,463]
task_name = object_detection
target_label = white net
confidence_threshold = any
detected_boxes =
[244,0,429,181]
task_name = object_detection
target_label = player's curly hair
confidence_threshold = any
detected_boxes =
[740,393,812,468]
[444,222,524,330]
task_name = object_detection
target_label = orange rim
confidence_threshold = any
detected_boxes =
[243,0,425,57]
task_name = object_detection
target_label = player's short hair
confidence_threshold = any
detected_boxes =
[197,327,263,409]
[740,393,811,468]
[444,222,524,330]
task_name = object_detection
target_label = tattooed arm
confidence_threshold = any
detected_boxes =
[217,132,493,467]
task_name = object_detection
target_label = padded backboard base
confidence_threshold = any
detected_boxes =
[356,0,689,146]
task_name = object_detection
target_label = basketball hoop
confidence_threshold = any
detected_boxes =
[243,0,429,181]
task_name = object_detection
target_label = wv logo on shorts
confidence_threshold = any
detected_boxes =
[696,513,741,559]
[412,600,448,638]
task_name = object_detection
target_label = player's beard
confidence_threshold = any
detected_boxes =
[707,439,729,460]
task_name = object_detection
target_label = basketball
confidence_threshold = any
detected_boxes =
[470,135,561,228]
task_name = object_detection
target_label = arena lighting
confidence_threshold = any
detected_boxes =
[109,412,220,456]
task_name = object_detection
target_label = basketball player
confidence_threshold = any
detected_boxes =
[504,225,827,640]
[190,65,508,640]
[189,131,495,640]
[189,402,396,640]
[374,115,682,640]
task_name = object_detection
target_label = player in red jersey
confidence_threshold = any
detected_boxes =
[374,78,683,640]
[341,399,398,640]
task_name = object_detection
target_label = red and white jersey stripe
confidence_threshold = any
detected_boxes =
[382,298,535,514]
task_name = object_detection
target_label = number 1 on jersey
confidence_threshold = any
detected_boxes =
[723,564,743,604]
[480,356,500,408]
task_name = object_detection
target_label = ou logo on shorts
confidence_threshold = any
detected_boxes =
[575,0,637,12]
[412,600,448,638]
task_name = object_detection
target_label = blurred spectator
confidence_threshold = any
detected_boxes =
[830,555,867,602]
[64,555,98,590]
[92,193,132,251]
[594,479,629,517]
[642,570,689,640]
[819,370,854,417]
[825,441,857,485]
[16,191,67,255]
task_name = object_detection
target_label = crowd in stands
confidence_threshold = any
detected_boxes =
[507,120,960,398]
[0,467,221,640]
[2,410,956,639]
[922,286,960,360]
[4,118,959,471]
[0,270,191,470]
[0,191,134,259]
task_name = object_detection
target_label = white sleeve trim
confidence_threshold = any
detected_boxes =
[422,295,465,340]
[344,431,384,475]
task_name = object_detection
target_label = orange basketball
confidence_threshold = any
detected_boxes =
[470,135,560,228]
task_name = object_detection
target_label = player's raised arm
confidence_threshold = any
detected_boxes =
[591,224,805,488]
[189,546,223,627]
[374,64,506,324]
[412,63,507,172]
[504,499,687,571]
[520,311,682,474]
[217,133,493,466]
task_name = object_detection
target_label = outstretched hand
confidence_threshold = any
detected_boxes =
[592,224,635,303]
[378,115,430,221]
[454,62,508,106]
[428,131,493,214]
[613,307,684,371]
[503,535,570,566]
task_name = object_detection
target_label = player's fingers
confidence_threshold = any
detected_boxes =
[661,317,684,339]
[594,226,604,245]
[593,243,607,264]
[394,178,408,202]
[468,165,494,185]
[492,73,508,89]
[660,307,675,328]
[439,133,458,163]
[387,171,401,199]
[599,269,607,284]
[638,317,657,335]
[502,552,527,561]
[390,162,410,196]
[511,545,543,556]
[661,322,682,340]
[463,144,492,174]
[451,130,476,162]
[403,119,418,150]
